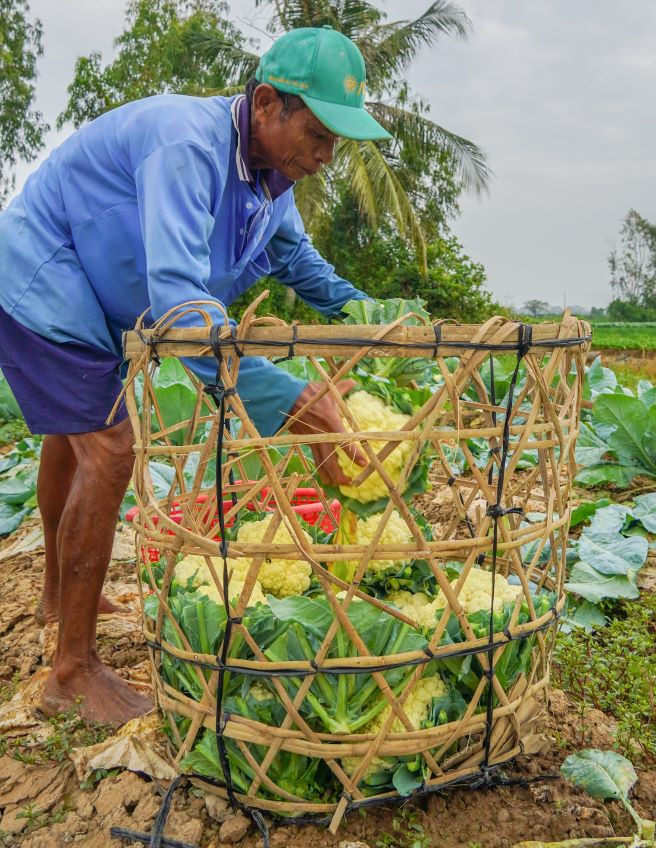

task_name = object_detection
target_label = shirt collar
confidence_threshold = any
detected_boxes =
[231,95,294,201]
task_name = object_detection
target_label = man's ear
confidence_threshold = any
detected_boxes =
[251,84,279,119]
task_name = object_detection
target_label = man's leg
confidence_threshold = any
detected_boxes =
[41,418,152,724]
[35,435,122,625]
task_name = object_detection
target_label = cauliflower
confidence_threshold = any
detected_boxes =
[387,589,444,629]
[230,514,313,598]
[337,392,415,503]
[446,568,521,614]
[342,675,448,778]
[341,510,414,577]
[249,681,273,702]
[388,568,522,630]
[174,555,266,606]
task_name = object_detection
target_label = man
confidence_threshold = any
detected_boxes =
[0,27,390,724]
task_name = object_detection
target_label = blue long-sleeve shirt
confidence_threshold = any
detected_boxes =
[0,93,367,435]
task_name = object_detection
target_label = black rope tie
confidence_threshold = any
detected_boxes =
[138,328,161,366]
[230,325,244,358]
[433,323,442,358]
[273,323,298,364]
[486,504,524,520]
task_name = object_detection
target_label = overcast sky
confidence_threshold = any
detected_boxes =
[11,0,656,310]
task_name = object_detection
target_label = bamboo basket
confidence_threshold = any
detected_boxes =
[122,300,590,832]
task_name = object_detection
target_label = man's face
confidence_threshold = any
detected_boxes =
[250,85,339,182]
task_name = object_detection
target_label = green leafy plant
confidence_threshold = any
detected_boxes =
[554,593,656,763]
[561,750,655,842]
[0,436,40,535]
[564,506,646,605]
[6,702,114,766]
[376,807,431,848]
[576,393,656,487]
[15,804,47,833]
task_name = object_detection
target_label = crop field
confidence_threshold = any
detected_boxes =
[0,335,655,848]
[589,322,656,351]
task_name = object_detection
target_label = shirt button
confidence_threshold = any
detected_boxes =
[246,202,253,209]
[239,228,244,234]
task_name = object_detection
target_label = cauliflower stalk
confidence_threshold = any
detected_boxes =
[342,675,448,779]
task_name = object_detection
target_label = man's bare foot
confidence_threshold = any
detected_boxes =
[35,593,125,626]
[41,658,153,725]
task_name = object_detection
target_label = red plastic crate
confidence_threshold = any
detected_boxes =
[127,486,340,564]
[125,496,243,563]
[260,486,341,533]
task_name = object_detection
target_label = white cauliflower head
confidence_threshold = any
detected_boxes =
[230,514,313,598]
[387,589,444,630]
[341,510,414,577]
[174,554,266,606]
[387,568,522,629]
[337,392,415,503]
[446,568,522,614]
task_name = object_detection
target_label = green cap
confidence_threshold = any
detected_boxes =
[255,26,391,141]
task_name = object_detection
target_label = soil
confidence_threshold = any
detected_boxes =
[0,515,654,848]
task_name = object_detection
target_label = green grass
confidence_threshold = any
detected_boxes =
[0,701,114,762]
[553,593,656,764]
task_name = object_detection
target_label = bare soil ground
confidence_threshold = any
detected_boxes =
[0,516,654,848]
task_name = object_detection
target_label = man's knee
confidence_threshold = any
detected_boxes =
[71,420,135,485]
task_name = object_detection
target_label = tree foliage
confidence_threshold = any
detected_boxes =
[59,0,498,319]
[232,189,500,324]
[607,210,656,319]
[0,0,49,205]
[194,0,491,265]
[57,0,243,129]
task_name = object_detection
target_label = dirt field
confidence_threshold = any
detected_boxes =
[0,516,654,848]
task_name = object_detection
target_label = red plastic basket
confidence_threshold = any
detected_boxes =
[260,486,341,533]
[126,486,340,564]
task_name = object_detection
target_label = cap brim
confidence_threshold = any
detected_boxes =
[300,94,392,141]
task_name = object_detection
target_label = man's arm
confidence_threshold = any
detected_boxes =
[266,197,370,316]
[135,142,307,438]
[265,194,369,478]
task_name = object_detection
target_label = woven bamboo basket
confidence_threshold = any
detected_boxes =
[122,300,590,832]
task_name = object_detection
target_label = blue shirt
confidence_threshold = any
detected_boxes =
[0,93,367,435]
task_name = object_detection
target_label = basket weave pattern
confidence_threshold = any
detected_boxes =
[123,305,590,828]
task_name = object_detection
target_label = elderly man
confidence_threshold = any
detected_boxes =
[0,26,389,724]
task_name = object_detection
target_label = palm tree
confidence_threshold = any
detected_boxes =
[191,0,490,269]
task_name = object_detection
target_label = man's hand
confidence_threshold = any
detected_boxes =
[287,380,368,486]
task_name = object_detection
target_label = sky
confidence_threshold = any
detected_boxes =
[11,0,656,310]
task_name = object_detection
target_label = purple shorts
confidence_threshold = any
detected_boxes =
[0,303,128,435]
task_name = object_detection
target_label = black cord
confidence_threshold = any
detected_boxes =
[110,776,197,848]
[205,338,271,848]
[136,325,589,357]
[482,323,532,769]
